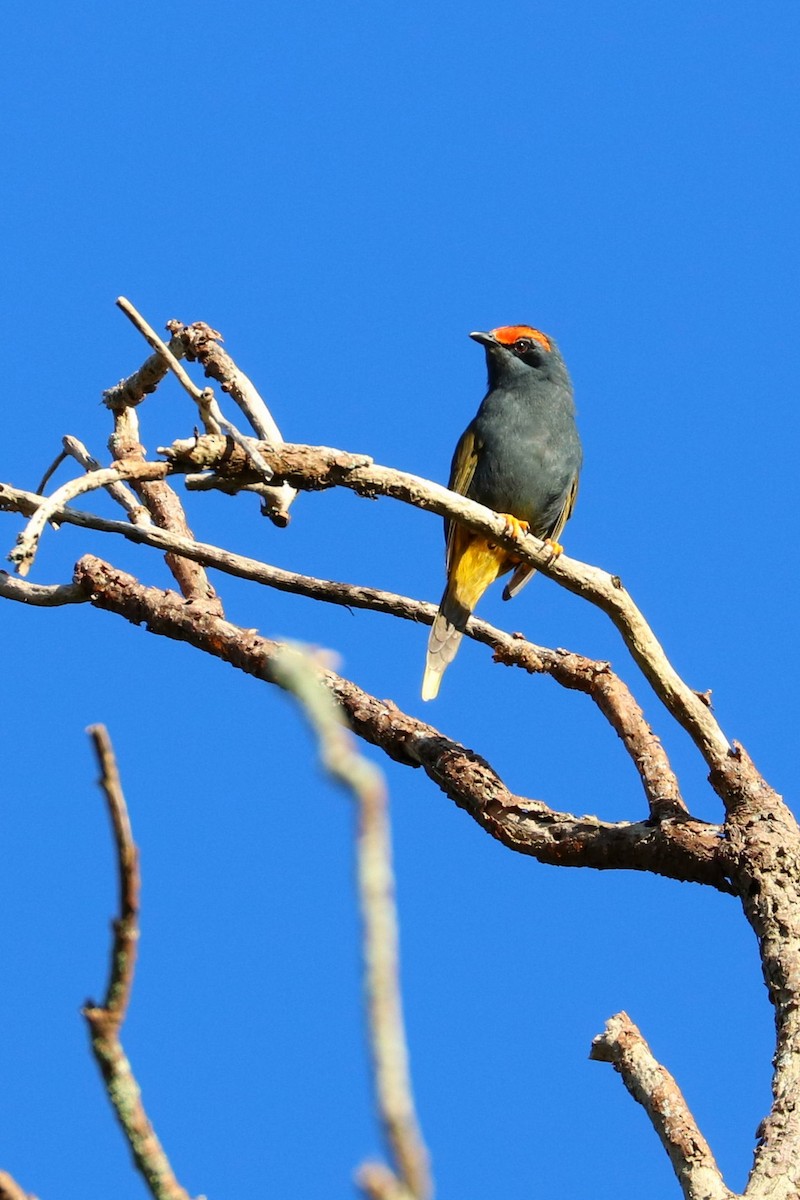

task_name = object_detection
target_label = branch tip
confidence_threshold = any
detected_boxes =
[591,1012,730,1200]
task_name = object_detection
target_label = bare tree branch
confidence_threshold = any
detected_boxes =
[115,297,221,433]
[7,459,168,576]
[272,647,432,1200]
[37,436,148,523]
[116,298,275,483]
[107,408,224,613]
[7,391,795,1197]
[161,434,734,771]
[103,333,188,411]
[0,478,682,817]
[82,725,192,1200]
[0,570,85,606]
[710,747,800,1200]
[5,304,799,1199]
[4,426,729,782]
[61,435,149,521]
[166,319,297,525]
[0,431,740,785]
[591,1012,732,1200]
[70,555,731,892]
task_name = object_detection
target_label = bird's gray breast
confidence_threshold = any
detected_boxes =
[470,383,582,537]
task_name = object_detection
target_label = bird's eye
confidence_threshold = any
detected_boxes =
[514,338,532,354]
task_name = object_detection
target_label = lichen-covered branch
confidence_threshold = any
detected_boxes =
[591,1012,732,1200]
[710,748,800,1200]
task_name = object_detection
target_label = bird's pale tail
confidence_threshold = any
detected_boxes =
[421,588,470,700]
[421,537,508,700]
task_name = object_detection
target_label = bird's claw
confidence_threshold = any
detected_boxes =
[500,514,530,540]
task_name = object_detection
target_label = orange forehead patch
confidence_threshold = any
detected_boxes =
[491,325,551,352]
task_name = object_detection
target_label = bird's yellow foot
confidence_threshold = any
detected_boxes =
[488,514,529,555]
[543,537,564,558]
[500,514,530,539]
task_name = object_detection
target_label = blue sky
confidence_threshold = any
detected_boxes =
[2,2,799,1197]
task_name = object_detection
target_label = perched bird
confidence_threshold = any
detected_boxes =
[421,325,582,700]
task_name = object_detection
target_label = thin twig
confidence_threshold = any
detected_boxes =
[36,448,68,496]
[87,726,138,1019]
[36,435,149,523]
[167,320,285,442]
[0,570,86,606]
[61,436,150,522]
[7,460,168,576]
[116,298,275,482]
[272,648,432,1200]
[83,725,192,1200]
[0,480,683,817]
[590,1012,732,1200]
[115,298,220,431]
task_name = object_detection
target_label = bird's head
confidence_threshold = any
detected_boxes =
[470,325,566,388]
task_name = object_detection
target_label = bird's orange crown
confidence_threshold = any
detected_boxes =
[491,325,551,352]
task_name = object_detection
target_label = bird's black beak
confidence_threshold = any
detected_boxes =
[469,330,496,347]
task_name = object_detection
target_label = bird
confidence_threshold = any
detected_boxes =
[421,325,582,701]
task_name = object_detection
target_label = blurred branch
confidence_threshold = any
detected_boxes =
[358,1162,416,1200]
[71,555,731,892]
[272,647,432,1200]
[0,1170,36,1200]
[82,725,193,1200]
[591,1012,731,1200]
